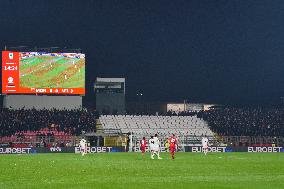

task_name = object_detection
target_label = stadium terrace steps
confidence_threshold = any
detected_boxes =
[0,128,73,143]
[99,115,214,137]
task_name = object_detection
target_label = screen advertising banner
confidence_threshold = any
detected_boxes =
[2,51,85,95]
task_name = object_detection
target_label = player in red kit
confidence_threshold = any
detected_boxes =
[140,137,147,156]
[168,134,177,159]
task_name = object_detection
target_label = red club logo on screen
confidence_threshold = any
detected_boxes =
[8,77,14,84]
[9,53,13,60]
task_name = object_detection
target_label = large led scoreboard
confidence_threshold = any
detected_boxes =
[2,51,85,95]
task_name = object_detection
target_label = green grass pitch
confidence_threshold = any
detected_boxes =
[0,152,284,189]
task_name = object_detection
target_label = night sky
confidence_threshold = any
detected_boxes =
[0,0,283,105]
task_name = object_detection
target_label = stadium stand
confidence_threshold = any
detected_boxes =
[2,106,283,147]
[99,115,214,137]
[0,108,97,145]
[199,107,284,136]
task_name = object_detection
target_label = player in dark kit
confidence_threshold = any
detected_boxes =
[140,137,147,156]
[168,134,177,159]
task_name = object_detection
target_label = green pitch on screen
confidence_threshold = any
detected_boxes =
[0,153,283,189]
[20,55,85,88]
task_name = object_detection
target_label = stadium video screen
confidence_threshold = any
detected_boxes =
[2,51,85,95]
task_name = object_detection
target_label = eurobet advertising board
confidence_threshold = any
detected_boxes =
[0,147,125,154]
[184,146,284,153]
[2,51,85,95]
[0,146,283,154]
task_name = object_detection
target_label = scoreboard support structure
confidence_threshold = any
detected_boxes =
[3,95,82,110]
[94,78,125,114]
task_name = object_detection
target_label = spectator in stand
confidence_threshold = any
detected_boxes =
[0,108,98,137]
[199,107,284,137]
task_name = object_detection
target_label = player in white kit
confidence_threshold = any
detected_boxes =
[80,138,87,156]
[202,137,209,155]
[149,136,155,159]
[152,134,162,159]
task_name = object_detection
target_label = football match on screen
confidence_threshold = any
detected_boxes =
[20,52,85,88]
[0,1,284,189]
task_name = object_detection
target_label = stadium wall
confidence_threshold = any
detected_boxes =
[3,95,82,110]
